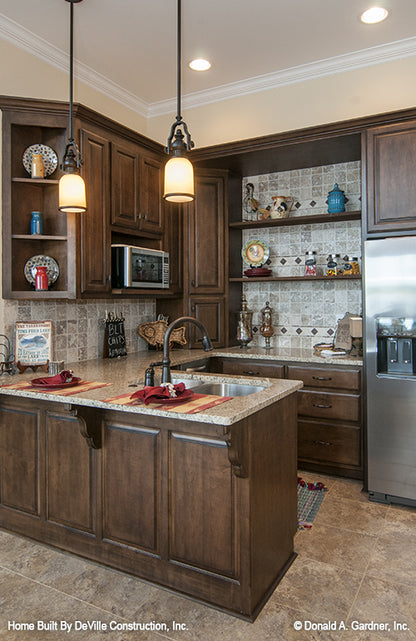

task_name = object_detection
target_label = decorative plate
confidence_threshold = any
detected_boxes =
[241,239,270,267]
[30,376,81,390]
[131,389,195,405]
[22,144,58,177]
[24,255,60,287]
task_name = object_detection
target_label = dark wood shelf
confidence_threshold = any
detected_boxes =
[12,234,67,241]
[230,275,362,283]
[12,177,60,185]
[229,210,361,230]
[8,290,74,300]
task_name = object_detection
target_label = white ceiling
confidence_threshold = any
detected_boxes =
[1,0,416,117]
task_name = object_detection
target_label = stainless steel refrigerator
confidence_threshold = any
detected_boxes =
[364,235,416,506]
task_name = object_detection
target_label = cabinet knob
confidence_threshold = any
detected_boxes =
[191,280,195,287]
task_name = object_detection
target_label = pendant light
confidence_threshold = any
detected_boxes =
[163,0,195,203]
[59,0,87,213]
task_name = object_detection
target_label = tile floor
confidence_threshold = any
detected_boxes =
[0,472,415,641]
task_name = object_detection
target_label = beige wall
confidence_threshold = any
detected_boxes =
[148,56,416,148]
[1,35,416,146]
[0,38,147,136]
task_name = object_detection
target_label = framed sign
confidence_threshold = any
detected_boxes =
[103,314,127,359]
[15,321,53,367]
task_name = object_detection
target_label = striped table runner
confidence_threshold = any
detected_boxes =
[103,391,232,414]
[0,380,112,396]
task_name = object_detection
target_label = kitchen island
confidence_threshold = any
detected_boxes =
[0,351,302,621]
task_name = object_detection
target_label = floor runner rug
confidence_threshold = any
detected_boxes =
[297,477,327,529]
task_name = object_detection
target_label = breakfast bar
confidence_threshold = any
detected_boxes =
[0,351,302,620]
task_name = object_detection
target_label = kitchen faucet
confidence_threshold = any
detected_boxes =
[162,317,213,383]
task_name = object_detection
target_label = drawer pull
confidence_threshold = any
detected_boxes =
[312,403,332,409]
[243,370,259,376]
[313,440,333,447]
[312,376,332,381]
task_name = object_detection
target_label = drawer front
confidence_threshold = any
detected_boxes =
[298,420,361,467]
[297,390,360,422]
[221,360,285,379]
[287,365,360,391]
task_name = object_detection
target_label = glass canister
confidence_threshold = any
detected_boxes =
[343,256,360,275]
[327,183,345,213]
[31,153,45,179]
[237,295,253,348]
[30,211,43,235]
[304,251,317,276]
[326,253,339,276]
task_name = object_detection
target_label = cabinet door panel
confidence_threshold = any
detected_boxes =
[0,407,40,515]
[111,141,140,230]
[169,432,238,578]
[140,155,163,233]
[189,174,225,294]
[103,422,160,554]
[189,296,225,347]
[366,121,416,234]
[45,412,95,533]
[80,128,111,294]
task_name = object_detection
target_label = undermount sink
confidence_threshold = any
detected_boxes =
[192,382,266,397]
[170,377,266,397]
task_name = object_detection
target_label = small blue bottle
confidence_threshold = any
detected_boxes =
[327,183,345,214]
[30,211,43,235]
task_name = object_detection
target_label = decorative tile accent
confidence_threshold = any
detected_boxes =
[311,328,318,335]
[281,327,287,333]
[309,200,316,207]
[295,201,301,208]
[327,328,335,335]
[295,257,302,264]
[296,328,303,334]
[280,258,287,265]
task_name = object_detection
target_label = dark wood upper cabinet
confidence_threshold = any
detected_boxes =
[366,120,416,235]
[79,126,111,295]
[111,138,141,230]
[189,172,226,295]
[139,154,163,233]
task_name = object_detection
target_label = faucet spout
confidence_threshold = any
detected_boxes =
[161,316,213,383]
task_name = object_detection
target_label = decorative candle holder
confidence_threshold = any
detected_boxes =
[237,295,253,348]
[260,301,274,349]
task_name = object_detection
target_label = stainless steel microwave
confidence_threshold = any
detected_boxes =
[111,245,169,289]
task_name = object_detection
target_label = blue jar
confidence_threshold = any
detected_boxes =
[30,211,43,235]
[327,183,345,213]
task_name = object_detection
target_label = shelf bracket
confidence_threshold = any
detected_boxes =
[72,405,102,449]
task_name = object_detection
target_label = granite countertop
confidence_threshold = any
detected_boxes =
[0,347,361,426]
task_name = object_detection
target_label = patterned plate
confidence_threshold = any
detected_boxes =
[24,255,60,287]
[241,239,270,266]
[22,144,58,177]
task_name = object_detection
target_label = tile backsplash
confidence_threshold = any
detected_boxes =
[241,161,362,351]
[0,297,156,364]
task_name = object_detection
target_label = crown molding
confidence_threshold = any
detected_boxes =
[1,12,416,120]
[0,13,149,117]
[149,36,416,117]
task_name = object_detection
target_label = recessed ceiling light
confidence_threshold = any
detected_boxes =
[189,58,211,71]
[360,6,389,24]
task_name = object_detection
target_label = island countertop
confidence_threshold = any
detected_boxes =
[0,350,304,426]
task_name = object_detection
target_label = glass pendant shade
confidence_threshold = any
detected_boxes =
[58,172,87,213]
[163,155,194,203]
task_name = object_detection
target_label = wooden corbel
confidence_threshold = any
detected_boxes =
[72,405,102,449]
[224,426,249,478]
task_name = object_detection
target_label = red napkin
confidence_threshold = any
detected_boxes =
[33,370,74,386]
[130,382,186,405]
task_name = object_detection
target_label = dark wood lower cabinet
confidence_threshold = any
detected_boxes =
[0,394,298,621]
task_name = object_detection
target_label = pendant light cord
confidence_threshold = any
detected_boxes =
[68,0,74,142]
[176,0,181,123]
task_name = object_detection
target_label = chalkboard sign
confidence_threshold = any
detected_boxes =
[104,315,127,358]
